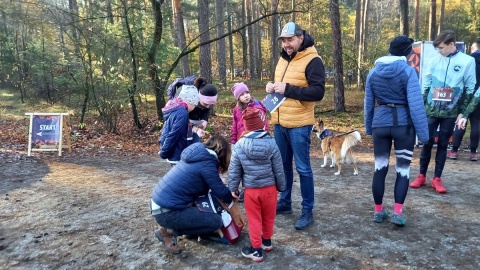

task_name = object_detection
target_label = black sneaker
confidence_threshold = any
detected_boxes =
[241,246,263,262]
[261,238,273,251]
[295,210,314,230]
[276,200,292,215]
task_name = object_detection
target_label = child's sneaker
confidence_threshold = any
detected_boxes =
[372,209,389,223]
[241,246,263,262]
[470,153,478,161]
[261,238,273,251]
[447,151,458,159]
[390,213,406,226]
[410,174,426,188]
[462,145,471,152]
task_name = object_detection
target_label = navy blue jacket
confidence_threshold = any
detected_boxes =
[364,55,429,142]
[152,143,233,210]
[159,103,189,162]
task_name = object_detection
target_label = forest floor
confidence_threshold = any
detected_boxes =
[1,123,479,270]
[1,86,479,269]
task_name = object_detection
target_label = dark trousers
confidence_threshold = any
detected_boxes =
[372,126,415,205]
[153,206,222,236]
[452,105,480,153]
[419,117,456,178]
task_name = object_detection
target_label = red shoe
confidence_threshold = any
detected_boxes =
[410,174,426,188]
[431,177,447,193]
[447,151,458,160]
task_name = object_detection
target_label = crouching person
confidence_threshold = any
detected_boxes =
[150,135,234,254]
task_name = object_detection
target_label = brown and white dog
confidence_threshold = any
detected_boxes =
[312,119,361,175]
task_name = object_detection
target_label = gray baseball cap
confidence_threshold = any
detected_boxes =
[277,22,304,40]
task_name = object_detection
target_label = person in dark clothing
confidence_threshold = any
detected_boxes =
[151,135,234,254]
[187,77,218,144]
[448,38,480,161]
[265,22,325,230]
[364,35,429,226]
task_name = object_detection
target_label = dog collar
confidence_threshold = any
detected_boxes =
[320,129,331,140]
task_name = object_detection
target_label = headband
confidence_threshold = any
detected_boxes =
[199,93,218,105]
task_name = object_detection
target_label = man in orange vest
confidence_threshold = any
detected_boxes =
[265,22,326,230]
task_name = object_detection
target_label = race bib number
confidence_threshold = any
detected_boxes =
[432,87,453,101]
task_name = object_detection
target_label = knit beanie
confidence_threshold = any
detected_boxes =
[389,35,414,56]
[178,85,199,106]
[242,107,265,132]
[231,82,249,100]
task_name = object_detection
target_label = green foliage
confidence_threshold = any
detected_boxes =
[0,0,479,134]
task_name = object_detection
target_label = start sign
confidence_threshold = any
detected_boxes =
[25,112,72,156]
[32,115,61,144]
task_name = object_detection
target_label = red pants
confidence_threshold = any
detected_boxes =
[244,185,277,248]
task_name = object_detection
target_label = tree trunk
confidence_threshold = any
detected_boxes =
[270,0,279,81]
[198,0,212,83]
[354,0,361,48]
[215,0,227,88]
[356,0,364,87]
[255,4,262,80]
[122,0,142,129]
[241,0,248,71]
[362,0,369,63]
[173,0,190,77]
[429,0,437,41]
[437,0,445,34]
[106,0,114,24]
[470,0,478,33]
[148,0,166,121]
[399,0,409,36]
[291,0,296,22]
[414,0,420,40]
[68,0,80,57]
[246,0,255,80]
[227,2,235,81]
[330,0,345,112]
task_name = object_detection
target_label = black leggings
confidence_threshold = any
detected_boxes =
[452,105,480,153]
[372,126,416,205]
[420,117,456,178]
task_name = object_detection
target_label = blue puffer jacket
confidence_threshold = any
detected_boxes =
[158,104,189,163]
[364,55,429,142]
[152,143,233,210]
[228,131,286,192]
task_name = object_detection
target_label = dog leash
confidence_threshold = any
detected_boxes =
[330,129,358,138]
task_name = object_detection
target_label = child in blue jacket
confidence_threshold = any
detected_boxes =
[159,85,200,165]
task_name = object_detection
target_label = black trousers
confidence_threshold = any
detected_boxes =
[451,104,480,153]
[419,117,456,178]
[372,126,415,205]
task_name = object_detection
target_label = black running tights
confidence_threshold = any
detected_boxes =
[372,126,416,205]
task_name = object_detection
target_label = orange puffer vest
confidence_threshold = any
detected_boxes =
[271,46,320,128]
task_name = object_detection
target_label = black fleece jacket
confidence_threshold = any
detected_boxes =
[279,33,326,102]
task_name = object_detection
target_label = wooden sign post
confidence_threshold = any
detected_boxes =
[25,113,72,156]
